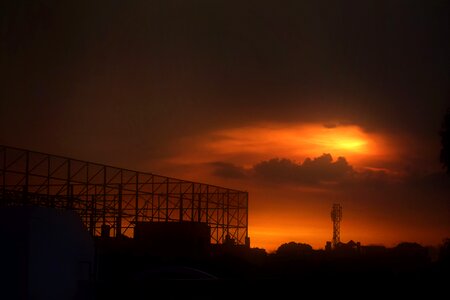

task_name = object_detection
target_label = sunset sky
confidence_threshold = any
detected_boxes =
[1,0,449,250]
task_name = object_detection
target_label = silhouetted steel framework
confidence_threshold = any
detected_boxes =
[331,203,342,248]
[0,145,248,245]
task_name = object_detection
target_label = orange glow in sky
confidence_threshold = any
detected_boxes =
[213,123,374,158]
[169,122,393,169]
[151,122,447,251]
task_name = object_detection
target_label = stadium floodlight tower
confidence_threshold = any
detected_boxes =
[331,203,342,248]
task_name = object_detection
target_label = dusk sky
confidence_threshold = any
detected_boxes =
[1,0,449,250]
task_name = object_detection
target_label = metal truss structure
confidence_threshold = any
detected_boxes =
[331,203,342,248]
[0,145,248,245]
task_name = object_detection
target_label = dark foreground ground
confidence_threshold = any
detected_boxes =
[92,272,448,300]
[88,241,449,300]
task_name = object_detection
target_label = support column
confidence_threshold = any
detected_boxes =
[135,172,139,223]
[116,184,122,237]
[165,179,169,222]
[66,159,71,207]
[198,190,201,223]
[226,190,230,237]
[179,193,183,222]
[90,195,96,235]
[205,186,209,225]
[191,183,195,221]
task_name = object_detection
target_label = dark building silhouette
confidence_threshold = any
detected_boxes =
[336,240,361,252]
[0,206,94,300]
[325,241,332,251]
[134,221,210,258]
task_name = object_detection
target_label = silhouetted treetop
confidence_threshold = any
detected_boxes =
[393,242,428,261]
[276,242,313,256]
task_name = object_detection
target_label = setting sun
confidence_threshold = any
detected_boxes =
[168,122,390,169]
[336,140,367,150]
[297,124,372,157]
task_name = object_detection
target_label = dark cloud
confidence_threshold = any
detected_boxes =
[210,154,450,195]
[345,168,390,185]
[211,154,362,186]
[252,154,353,185]
[208,152,426,188]
[211,153,450,196]
[404,171,450,191]
[323,123,338,129]
[209,162,246,179]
